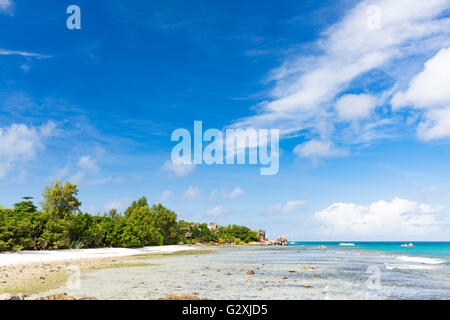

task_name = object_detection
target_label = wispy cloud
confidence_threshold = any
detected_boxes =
[0,49,52,59]
[0,0,13,14]
[232,0,450,153]
[103,198,131,212]
[206,205,229,217]
[157,190,173,203]
[162,160,195,177]
[293,139,348,160]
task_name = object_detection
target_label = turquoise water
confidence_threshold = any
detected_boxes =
[289,242,450,262]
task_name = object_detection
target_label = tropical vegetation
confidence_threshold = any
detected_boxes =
[0,180,259,252]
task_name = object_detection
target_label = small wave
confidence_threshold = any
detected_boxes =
[386,263,437,270]
[397,256,445,265]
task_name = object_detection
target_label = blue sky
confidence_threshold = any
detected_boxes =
[1,0,450,240]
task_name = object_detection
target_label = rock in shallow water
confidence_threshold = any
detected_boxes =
[0,293,25,300]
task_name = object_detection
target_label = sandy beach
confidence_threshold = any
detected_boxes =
[0,245,197,267]
[0,245,208,296]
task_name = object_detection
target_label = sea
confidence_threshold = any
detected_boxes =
[31,242,450,300]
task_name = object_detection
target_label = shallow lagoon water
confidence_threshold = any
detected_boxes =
[33,245,450,300]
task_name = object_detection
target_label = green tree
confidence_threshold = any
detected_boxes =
[152,204,179,245]
[37,218,71,250]
[14,198,37,213]
[123,197,164,246]
[40,180,81,219]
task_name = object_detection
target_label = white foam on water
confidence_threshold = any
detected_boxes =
[396,256,445,265]
[386,263,438,270]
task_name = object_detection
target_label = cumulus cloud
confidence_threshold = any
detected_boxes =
[392,48,450,110]
[314,197,441,238]
[0,122,56,179]
[206,205,228,217]
[263,200,306,216]
[183,185,201,200]
[232,0,450,151]
[293,140,348,159]
[417,107,450,141]
[391,48,450,140]
[162,160,195,177]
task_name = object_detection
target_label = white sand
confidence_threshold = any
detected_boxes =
[0,245,196,267]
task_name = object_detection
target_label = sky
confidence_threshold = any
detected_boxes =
[1,0,450,241]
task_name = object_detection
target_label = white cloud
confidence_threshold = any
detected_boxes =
[293,139,348,159]
[0,0,13,13]
[392,47,450,110]
[69,171,85,184]
[390,48,450,140]
[183,185,201,200]
[229,187,245,199]
[263,200,306,216]
[207,205,228,217]
[314,197,441,238]
[232,0,450,150]
[419,186,450,202]
[335,94,377,120]
[162,160,195,177]
[103,198,131,212]
[210,187,245,200]
[0,49,51,59]
[70,156,100,184]
[78,156,99,173]
[417,107,450,140]
[87,176,123,185]
[0,122,56,179]
[158,190,172,202]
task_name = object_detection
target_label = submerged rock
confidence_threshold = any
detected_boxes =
[302,265,315,270]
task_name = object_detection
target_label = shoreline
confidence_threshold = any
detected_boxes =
[0,245,213,297]
[0,244,198,267]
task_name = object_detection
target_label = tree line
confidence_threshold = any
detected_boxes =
[0,180,259,251]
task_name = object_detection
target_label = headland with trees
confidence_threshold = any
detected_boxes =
[0,180,260,252]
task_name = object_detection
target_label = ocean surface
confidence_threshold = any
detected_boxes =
[32,242,450,300]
